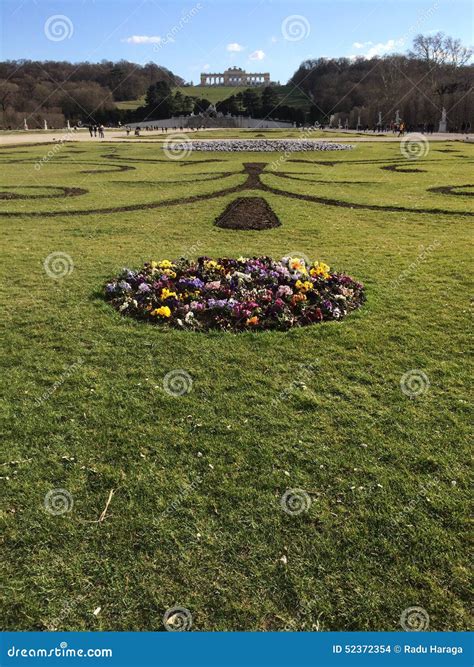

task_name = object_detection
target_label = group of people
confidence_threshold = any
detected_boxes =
[124,125,213,136]
[88,124,105,138]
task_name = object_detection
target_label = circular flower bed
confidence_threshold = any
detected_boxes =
[105,256,365,332]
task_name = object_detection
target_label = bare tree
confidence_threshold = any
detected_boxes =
[410,32,473,67]
[0,80,19,112]
[443,36,473,67]
[410,32,446,64]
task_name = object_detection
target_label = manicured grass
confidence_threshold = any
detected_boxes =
[176,85,240,103]
[116,83,312,111]
[0,138,472,632]
[131,130,370,141]
[116,96,147,110]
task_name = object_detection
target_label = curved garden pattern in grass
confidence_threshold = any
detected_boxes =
[0,149,472,218]
[105,256,365,331]
[1,137,472,631]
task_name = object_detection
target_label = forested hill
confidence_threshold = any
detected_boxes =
[0,60,183,125]
[289,33,473,127]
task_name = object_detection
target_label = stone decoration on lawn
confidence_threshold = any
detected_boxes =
[170,139,354,152]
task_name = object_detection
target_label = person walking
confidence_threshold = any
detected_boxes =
[88,124,93,138]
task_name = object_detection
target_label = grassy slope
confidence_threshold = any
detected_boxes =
[0,138,472,631]
[115,84,312,111]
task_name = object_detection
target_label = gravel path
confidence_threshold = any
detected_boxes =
[0,129,471,146]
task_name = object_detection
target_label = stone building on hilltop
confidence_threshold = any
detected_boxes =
[200,66,270,86]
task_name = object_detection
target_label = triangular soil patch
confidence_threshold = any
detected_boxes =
[214,196,281,230]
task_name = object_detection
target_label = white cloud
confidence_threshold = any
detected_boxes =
[364,38,404,58]
[249,49,265,61]
[350,38,404,59]
[202,63,210,72]
[227,42,244,52]
[122,35,162,44]
[270,36,278,43]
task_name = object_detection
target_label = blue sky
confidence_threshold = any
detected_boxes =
[1,0,472,83]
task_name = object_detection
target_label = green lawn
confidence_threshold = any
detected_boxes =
[0,138,472,632]
[176,85,241,103]
[131,130,371,141]
[116,83,312,111]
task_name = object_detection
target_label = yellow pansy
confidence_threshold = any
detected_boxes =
[289,258,307,273]
[161,288,177,300]
[159,260,173,269]
[205,260,224,271]
[295,280,313,292]
[310,262,331,280]
[151,306,171,318]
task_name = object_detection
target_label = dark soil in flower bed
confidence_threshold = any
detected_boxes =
[214,197,281,230]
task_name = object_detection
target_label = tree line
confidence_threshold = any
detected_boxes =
[0,34,471,130]
[132,81,306,124]
[0,59,182,129]
[290,33,473,130]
